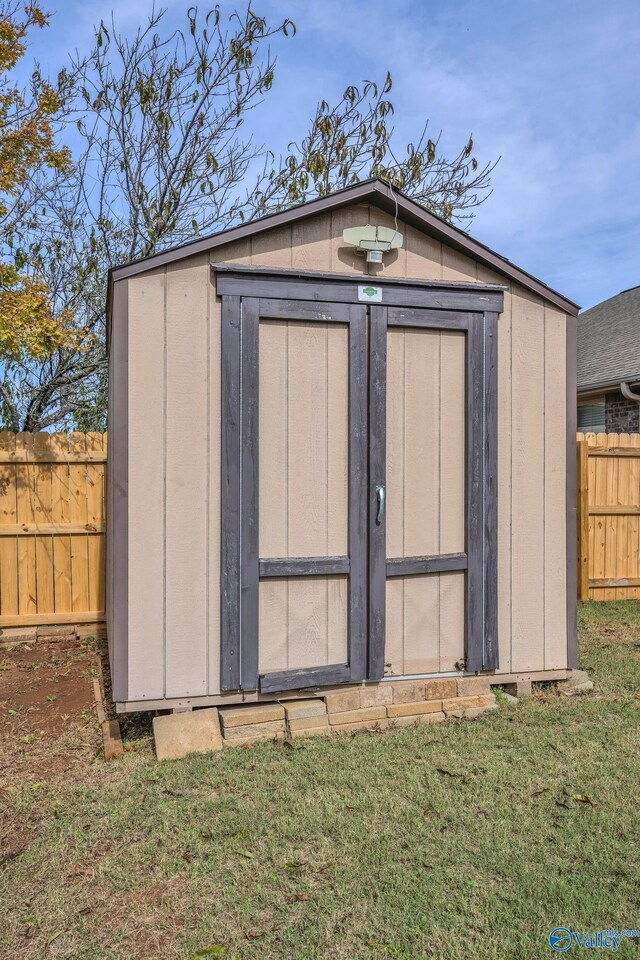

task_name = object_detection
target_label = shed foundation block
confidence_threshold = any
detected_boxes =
[153,707,223,760]
[503,680,532,698]
[556,670,594,696]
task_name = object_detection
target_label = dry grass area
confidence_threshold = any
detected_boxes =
[1,603,639,960]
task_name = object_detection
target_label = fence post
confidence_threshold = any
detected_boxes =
[576,438,589,600]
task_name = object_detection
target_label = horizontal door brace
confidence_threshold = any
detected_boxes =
[260,663,351,693]
[259,556,350,577]
[386,552,468,577]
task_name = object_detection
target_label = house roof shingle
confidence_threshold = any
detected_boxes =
[577,285,640,392]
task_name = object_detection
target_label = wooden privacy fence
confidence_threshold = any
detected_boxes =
[577,432,640,600]
[0,432,106,629]
[1,428,638,626]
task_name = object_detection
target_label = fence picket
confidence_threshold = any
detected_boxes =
[0,432,18,618]
[577,439,589,600]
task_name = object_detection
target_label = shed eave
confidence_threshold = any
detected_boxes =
[106,179,579,317]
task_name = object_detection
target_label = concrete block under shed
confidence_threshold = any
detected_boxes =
[358,684,394,708]
[424,679,458,700]
[328,706,386,726]
[288,715,329,733]
[456,677,492,697]
[323,688,361,714]
[223,719,286,741]
[556,670,594,696]
[387,699,443,718]
[391,680,426,703]
[153,707,222,760]
[503,679,532,698]
[282,699,327,721]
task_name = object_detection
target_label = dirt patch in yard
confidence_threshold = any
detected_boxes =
[0,635,101,787]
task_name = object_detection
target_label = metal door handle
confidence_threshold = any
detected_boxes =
[376,485,385,524]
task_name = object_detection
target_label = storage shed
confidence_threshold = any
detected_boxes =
[106,179,579,713]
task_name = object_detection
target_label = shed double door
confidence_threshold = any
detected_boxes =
[219,280,497,693]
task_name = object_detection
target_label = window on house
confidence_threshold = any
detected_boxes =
[577,397,606,432]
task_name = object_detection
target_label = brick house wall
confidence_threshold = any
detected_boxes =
[605,390,640,433]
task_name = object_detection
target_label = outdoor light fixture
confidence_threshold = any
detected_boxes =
[342,224,404,263]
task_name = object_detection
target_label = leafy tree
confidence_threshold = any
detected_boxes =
[4,4,495,431]
[0,2,72,380]
[248,74,492,223]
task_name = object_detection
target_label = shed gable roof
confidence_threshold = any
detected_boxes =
[577,285,640,391]
[109,178,578,315]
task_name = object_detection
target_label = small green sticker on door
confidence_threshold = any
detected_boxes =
[358,285,382,303]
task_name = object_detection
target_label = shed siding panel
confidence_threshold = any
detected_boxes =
[442,246,477,282]
[287,321,331,556]
[212,237,251,264]
[164,257,209,697]
[126,269,165,700]
[405,224,442,280]
[403,327,440,558]
[259,320,348,560]
[385,578,404,673]
[510,291,545,672]
[258,320,289,559]
[327,574,349,663]
[386,330,405,560]
[439,571,466,671]
[292,214,333,271]
[251,225,293,268]
[386,327,465,562]
[258,575,348,672]
[258,579,288,672]
[326,325,349,555]
[402,574,440,674]
[544,305,568,668]
[384,572,465,675]
[439,331,466,554]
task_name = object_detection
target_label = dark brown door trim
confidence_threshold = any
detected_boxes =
[367,305,499,678]
[220,291,368,692]
[214,264,504,313]
[220,295,242,691]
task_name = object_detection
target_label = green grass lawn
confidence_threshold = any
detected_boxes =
[2,603,639,960]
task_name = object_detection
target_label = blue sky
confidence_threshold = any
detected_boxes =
[23,0,640,309]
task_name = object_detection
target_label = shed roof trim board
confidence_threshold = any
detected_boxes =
[107,178,578,316]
